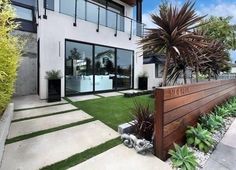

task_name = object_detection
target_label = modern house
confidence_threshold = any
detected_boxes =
[12,0,144,99]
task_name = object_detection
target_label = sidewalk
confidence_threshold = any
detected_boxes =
[203,119,236,170]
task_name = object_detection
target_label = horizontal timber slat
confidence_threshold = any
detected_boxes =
[154,80,236,161]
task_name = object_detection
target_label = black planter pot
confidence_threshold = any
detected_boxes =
[48,79,61,102]
[138,77,148,90]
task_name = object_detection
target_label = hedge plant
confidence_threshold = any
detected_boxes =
[0,0,23,115]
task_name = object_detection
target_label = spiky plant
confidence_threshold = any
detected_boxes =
[169,144,198,170]
[131,101,154,141]
[140,1,205,86]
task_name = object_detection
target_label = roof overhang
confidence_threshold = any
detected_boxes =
[120,0,137,6]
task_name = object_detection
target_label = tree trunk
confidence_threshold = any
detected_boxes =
[208,70,211,81]
[162,50,170,86]
[183,68,187,84]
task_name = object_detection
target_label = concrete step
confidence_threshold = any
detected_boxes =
[69,144,172,170]
[8,110,93,139]
[13,104,77,121]
[1,120,119,170]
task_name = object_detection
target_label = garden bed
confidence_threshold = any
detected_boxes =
[166,97,236,170]
[123,90,153,98]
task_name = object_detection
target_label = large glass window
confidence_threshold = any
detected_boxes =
[65,41,93,95]
[60,0,75,16]
[13,5,33,21]
[95,46,115,91]
[155,64,163,78]
[65,41,133,95]
[117,49,133,89]
[46,0,54,10]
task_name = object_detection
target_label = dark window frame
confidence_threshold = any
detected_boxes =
[155,63,163,78]
[64,39,134,96]
[11,1,37,33]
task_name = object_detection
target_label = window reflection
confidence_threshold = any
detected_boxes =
[65,42,93,95]
[95,46,115,91]
[117,49,132,89]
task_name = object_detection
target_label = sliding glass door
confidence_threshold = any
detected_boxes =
[65,41,93,95]
[117,49,133,89]
[95,46,115,91]
[65,40,133,96]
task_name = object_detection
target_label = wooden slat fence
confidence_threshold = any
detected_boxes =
[154,79,236,161]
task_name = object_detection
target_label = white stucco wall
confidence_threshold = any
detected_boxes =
[37,0,143,99]
[143,64,162,90]
[231,67,236,73]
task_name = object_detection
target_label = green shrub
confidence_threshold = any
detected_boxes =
[0,0,23,115]
[186,124,214,153]
[169,144,198,170]
[45,70,62,80]
[131,101,154,141]
[200,113,224,132]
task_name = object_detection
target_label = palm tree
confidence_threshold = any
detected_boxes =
[140,1,205,86]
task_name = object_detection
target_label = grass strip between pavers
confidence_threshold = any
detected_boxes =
[40,137,121,170]
[14,103,68,112]
[6,118,96,144]
[12,109,79,122]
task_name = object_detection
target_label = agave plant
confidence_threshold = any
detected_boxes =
[186,123,214,153]
[199,113,224,132]
[140,1,206,86]
[214,105,231,118]
[169,144,198,170]
[131,101,154,141]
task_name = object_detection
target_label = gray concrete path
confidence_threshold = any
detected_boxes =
[1,120,119,170]
[203,119,236,170]
[14,95,67,110]
[8,110,93,138]
[13,104,77,120]
[69,144,172,170]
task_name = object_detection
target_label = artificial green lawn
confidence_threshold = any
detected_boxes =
[71,95,154,130]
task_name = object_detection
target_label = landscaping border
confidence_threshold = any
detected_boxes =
[154,80,236,160]
[0,103,14,164]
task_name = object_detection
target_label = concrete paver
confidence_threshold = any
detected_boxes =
[98,92,123,97]
[8,110,93,138]
[14,95,67,110]
[1,120,119,170]
[69,144,172,170]
[13,104,77,120]
[119,90,142,94]
[203,119,236,170]
[68,95,100,102]
[221,120,236,148]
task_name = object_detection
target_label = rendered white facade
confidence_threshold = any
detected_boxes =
[36,0,144,99]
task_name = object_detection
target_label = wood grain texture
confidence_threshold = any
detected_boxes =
[154,80,236,161]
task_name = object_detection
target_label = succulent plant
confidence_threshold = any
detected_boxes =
[169,144,198,170]
[186,123,214,153]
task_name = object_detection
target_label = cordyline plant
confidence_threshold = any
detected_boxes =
[140,1,206,86]
[198,40,231,80]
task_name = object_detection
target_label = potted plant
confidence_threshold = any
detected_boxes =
[138,72,148,90]
[45,70,62,102]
